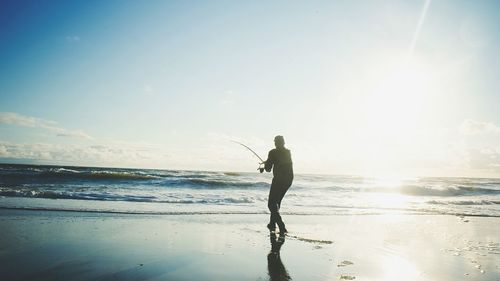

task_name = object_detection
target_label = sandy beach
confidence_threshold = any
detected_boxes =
[0,209,498,281]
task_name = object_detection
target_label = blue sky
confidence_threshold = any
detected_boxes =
[1,0,500,177]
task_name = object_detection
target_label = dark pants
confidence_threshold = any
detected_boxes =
[268,176,292,227]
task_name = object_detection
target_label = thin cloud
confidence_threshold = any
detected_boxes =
[0,112,56,128]
[66,35,80,42]
[408,0,432,57]
[0,112,92,139]
[56,131,92,139]
[144,85,153,94]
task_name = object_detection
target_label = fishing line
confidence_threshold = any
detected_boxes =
[231,140,265,172]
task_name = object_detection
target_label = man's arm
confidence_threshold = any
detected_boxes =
[264,150,274,172]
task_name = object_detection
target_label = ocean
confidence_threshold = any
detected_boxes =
[0,163,499,217]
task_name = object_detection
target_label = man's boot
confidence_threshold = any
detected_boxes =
[267,213,277,232]
[275,213,288,234]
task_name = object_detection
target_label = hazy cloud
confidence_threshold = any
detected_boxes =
[461,147,500,174]
[0,141,158,167]
[0,132,271,171]
[459,119,500,135]
[446,128,500,177]
[0,112,92,139]
[220,90,236,105]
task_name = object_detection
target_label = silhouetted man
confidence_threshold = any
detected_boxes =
[264,135,293,233]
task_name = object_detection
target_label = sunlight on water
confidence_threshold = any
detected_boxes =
[360,176,414,212]
[363,193,412,211]
[1,164,499,216]
[371,176,404,188]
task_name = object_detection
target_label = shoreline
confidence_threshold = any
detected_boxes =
[2,204,500,218]
[1,209,499,281]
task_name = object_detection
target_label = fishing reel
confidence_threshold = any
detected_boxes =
[258,162,265,173]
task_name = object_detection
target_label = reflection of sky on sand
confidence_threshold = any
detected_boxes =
[378,255,419,281]
[294,214,500,281]
[0,211,498,281]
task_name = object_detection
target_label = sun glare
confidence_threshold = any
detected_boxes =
[315,46,455,177]
[362,58,436,137]
[349,56,444,177]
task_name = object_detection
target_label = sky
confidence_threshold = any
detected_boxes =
[1,0,500,178]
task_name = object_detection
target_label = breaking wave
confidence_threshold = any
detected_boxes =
[372,185,500,197]
[1,164,500,217]
[0,188,258,204]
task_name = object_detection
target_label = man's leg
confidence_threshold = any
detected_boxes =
[276,180,292,210]
[267,180,280,231]
[275,179,292,233]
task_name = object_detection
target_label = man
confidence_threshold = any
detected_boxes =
[264,135,293,233]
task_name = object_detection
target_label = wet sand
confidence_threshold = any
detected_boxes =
[0,209,499,281]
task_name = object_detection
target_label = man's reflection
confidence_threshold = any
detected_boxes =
[267,233,291,281]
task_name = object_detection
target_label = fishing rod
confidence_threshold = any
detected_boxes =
[231,140,266,173]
